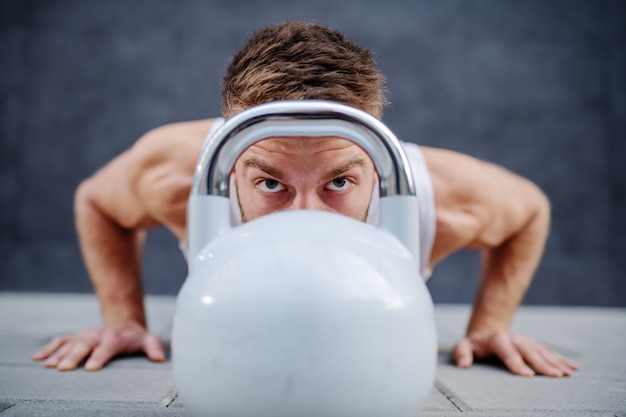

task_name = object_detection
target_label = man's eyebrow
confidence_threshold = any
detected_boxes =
[242,156,367,181]
[325,158,367,180]
[242,157,284,179]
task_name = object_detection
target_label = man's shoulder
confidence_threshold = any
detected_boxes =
[417,146,494,175]
[138,119,219,146]
[129,118,219,163]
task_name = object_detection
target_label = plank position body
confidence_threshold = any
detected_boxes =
[34,21,578,377]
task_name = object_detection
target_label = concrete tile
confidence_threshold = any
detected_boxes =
[432,304,472,348]
[0,294,176,364]
[0,292,176,337]
[436,360,626,413]
[166,379,462,414]
[422,412,617,417]
[0,366,174,403]
[423,305,626,414]
[0,293,101,333]
[1,334,50,366]
[1,401,186,417]
[423,382,463,412]
[510,307,626,355]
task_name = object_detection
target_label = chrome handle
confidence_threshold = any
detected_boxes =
[191,100,416,198]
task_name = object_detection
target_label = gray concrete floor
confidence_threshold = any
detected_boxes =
[1,292,624,416]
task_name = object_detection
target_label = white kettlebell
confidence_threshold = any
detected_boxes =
[172,101,437,417]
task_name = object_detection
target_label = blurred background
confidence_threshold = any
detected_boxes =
[1,0,624,306]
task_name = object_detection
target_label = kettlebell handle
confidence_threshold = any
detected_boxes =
[188,100,420,270]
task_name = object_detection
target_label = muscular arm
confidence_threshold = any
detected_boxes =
[424,148,578,377]
[33,119,216,370]
[466,181,550,338]
[75,152,154,331]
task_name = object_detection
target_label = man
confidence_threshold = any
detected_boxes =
[33,21,578,377]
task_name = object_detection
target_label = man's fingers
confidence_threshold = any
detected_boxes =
[539,350,572,376]
[489,332,535,377]
[85,338,120,371]
[540,346,579,372]
[43,342,74,368]
[534,344,579,376]
[517,345,565,377]
[57,340,95,371]
[36,327,168,371]
[510,334,578,377]
[85,328,163,370]
[143,334,166,362]
[563,357,580,371]
[32,336,68,360]
[458,331,579,378]
[453,338,474,369]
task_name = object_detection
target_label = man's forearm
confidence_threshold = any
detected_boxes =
[75,185,147,327]
[467,250,531,335]
[467,196,550,335]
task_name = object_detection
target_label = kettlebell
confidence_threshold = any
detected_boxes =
[172,100,437,417]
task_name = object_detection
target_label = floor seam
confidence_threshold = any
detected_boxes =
[434,379,472,412]
[0,402,16,414]
[160,388,178,408]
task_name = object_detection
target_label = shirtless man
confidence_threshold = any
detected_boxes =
[33,21,578,377]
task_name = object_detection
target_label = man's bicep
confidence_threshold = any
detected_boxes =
[77,146,159,231]
[470,160,549,248]
[79,118,216,233]
[131,157,192,229]
[430,150,542,248]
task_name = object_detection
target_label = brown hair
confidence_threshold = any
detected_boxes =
[222,21,387,119]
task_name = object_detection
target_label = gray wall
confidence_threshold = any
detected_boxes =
[1,0,624,306]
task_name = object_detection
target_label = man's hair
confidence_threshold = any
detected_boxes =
[222,21,387,119]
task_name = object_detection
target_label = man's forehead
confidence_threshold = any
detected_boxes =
[243,136,367,155]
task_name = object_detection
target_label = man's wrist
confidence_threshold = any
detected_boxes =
[466,306,511,337]
[101,304,147,328]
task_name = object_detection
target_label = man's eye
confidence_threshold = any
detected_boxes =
[258,179,285,193]
[326,177,352,191]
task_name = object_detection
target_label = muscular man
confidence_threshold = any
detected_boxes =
[33,21,578,377]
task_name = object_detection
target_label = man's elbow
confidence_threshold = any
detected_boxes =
[530,183,551,230]
[74,179,97,224]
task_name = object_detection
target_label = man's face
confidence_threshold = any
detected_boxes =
[234,137,376,222]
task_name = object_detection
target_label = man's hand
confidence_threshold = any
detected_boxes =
[453,331,579,377]
[32,324,165,371]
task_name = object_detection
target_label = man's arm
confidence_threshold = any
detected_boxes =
[424,148,578,377]
[33,120,215,371]
[455,175,576,377]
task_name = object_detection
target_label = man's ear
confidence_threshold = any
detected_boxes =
[231,168,237,186]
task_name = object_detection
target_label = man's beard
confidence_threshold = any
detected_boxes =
[237,186,250,223]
